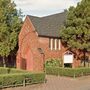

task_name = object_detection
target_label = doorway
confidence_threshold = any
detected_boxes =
[21,58,27,70]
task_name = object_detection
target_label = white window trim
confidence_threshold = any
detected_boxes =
[50,38,53,50]
[55,39,57,50]
[58,39,61,50]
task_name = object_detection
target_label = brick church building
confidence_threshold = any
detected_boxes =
[16,11,90,71]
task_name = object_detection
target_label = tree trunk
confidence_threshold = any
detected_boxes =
[83,49,86,67]
[2,56,6,67]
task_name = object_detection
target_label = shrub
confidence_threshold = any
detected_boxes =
[0,67,8,74]
[0,73,45,86]
[0,67,45,88]
[45,58,62,67]
[46,66,90,77]
[0,72,45,88]
[0,67,28,74]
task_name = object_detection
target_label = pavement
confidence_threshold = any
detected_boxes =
[2,75,90,90]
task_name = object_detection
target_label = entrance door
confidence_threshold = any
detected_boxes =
[21,58,26,70]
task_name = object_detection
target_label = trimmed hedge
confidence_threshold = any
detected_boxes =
[0,67,28,74]
[0,67,45,88]
[0,72,45,88]
[46,66,90,77]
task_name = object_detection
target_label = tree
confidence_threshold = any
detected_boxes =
[0,0,22,67]
[60,0,90,67]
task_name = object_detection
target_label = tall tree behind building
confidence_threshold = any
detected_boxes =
[60,0,90,67]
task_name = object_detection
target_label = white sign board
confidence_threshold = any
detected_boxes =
[64,54,73,63]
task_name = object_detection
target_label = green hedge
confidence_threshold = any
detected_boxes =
[46,58,62,67]
[0,67,28,74]
[0,67,45,88]
[0,72,45,88]
[46,66,90,77]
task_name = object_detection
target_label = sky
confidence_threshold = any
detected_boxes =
[14,0,81,17]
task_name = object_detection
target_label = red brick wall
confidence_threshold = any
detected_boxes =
[16,16,69,71]
[16,16,90,71]
[16,16,75,71]
[16,16,44,71]
[38,37,65,59]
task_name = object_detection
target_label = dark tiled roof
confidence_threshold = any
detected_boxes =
[28,12,66,37]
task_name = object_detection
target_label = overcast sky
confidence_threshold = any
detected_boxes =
[14,0,81,17]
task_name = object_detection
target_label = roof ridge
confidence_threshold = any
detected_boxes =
[27,15,41,18]
[27,11,66,18]
[41,11,66,18]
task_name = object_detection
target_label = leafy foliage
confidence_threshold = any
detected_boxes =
[60,0,90,51]
[46,58,62,67]
[46,66,90,77]
[0,67,45,88]
[0,67,28,74]
[0,0,22,66]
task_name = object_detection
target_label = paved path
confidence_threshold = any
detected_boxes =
[3,75,90,90]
